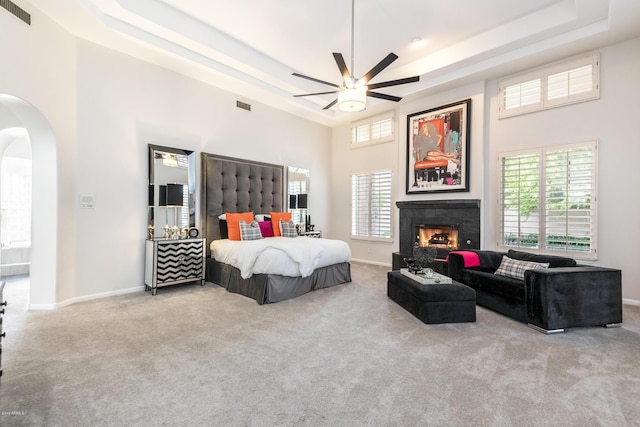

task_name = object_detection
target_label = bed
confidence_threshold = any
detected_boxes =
[201,152,352,304]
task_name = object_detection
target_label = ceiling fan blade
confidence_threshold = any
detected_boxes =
[323,99,338,110]
[367,76,420,90]
[359,53,399,85]
[333,52,352,82]
[292,72,342,89]
[293,90,340,97]
[366,91,402,102]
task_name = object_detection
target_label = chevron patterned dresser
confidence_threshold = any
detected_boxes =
[144,238,206,295]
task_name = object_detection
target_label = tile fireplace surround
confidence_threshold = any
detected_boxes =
[394,199,481,271]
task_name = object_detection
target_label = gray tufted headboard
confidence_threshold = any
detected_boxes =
[200,152,284,254]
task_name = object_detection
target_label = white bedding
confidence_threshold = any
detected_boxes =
[210,237,352,279]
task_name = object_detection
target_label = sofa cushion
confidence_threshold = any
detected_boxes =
[460,269,525,302]
[495,256,549,280]
[507,249,576,268]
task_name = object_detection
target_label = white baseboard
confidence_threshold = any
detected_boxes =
[29,285,145,310]
[25,278,640,310]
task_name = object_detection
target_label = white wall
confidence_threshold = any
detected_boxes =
[1,9,332,304]
[486,37,640,304]
[73,39,332,300]
[0,7,77,305]
[332,37,640,304]
[331,82,485,265]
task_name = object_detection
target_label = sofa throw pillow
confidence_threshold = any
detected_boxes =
[279,219,298,238]
[494,256,549,281]
[239,220,263,241]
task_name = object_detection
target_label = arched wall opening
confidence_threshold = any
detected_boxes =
[0,94,58,307]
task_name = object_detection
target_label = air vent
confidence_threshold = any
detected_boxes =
[1,0,31,25]
[236,101,251,111]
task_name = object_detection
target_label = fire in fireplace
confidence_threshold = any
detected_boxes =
[415,224,459,251]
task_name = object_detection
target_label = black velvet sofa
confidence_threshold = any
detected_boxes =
[448,249,623,333]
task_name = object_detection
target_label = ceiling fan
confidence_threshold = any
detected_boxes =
[292,0,420,112]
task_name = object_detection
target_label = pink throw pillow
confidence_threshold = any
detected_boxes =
[259,221,274,237]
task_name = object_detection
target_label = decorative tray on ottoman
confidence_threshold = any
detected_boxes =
[400,268,452,284]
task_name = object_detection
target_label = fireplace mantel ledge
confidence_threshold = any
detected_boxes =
[396,199,480,210]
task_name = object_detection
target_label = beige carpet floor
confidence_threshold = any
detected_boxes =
[0,263,639,427]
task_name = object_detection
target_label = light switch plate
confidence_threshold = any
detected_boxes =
[80,194,95,209]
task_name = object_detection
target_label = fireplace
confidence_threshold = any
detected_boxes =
[393,199,480,272]
[415,224,459,258]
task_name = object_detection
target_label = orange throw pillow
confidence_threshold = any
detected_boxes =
[270,212,292,237]
[226,212,254,240]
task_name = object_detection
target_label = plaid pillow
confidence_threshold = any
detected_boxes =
[279,219,298,238]
[494,256,549,280]
[239,220,263,241]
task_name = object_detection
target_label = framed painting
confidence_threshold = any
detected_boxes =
[406,99,471,194]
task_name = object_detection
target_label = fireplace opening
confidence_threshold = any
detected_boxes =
[414,224,459,259]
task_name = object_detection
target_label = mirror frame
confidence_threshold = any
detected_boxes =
[148,144,197,236]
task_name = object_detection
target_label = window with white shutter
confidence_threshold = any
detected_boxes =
[498,141,597,259]
[499,53,599,119]
[351,170,392,240]
[350,112,395,147]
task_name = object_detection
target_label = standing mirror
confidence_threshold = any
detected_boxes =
[148,144,196,239]
[287,166,310,230]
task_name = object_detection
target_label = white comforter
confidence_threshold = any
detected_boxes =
[210,237,352,279]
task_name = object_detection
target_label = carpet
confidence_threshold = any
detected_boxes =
[0,263,639,426]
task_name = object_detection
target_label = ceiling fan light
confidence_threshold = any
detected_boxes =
[338,88,366,112]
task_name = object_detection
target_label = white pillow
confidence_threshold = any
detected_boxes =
[494,256,549,280]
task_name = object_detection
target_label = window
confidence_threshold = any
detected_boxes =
[499,53,599,118]
[498,141,597,259]
[351,170,392,240]
[1,157,32,247]
[351,112,395,147]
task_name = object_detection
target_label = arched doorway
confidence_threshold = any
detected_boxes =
[0,127,32,308]
[0,94,58,307]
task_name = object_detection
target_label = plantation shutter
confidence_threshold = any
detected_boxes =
[499,53,599,118]
[351,170,392,239]
[371,117,393,141]
[499,141,597,258]
[544,143,596,254]
[352,124,370,144]
[546,59,597,108]
[502,78,542,112]
[499,152,541,248]
[351,113,394,146]
[369,171,392,238]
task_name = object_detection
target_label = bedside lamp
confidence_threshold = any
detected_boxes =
[297,194,308,232]
[166,183,184,235]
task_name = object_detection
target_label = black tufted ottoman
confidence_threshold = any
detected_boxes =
[387,270,476,324]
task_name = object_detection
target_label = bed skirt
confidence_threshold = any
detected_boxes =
[205,258,352,305]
